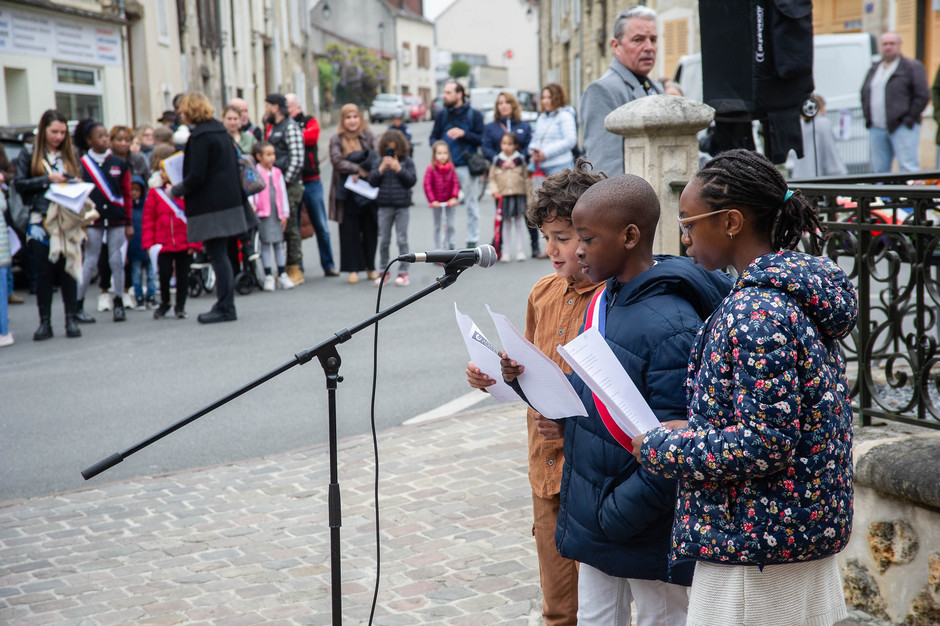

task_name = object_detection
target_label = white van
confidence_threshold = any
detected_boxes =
[674,33,879,173]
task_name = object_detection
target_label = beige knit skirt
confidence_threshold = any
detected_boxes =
[686,555,847,626]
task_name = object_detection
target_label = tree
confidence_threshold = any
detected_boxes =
[449,60,470,79]
[325,43,389,107]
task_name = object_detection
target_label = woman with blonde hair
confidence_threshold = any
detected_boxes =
[328,103,379,284]
[169,93,254,323]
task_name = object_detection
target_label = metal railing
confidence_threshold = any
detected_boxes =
[789,172,940,430]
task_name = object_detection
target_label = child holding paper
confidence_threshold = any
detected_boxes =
[466,159,604,625]
[75,121,133,323]
[632,150,856,626]
[500,173,731,625]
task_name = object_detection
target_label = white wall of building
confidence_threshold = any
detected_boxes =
[434,0,539,92]
[0,2,130,126]
[395,15,435,103]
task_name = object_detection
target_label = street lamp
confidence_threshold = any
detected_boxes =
[378,21,386,92]
[322,1,331,19]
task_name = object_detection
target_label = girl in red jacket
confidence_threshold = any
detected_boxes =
[423,141,459,250]
[142,145,202,319]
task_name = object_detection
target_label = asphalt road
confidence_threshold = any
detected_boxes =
[1,121,551,501]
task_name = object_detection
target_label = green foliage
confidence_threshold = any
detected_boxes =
[317,58,335,109]
[325,43,388,108]
[449,60,471,79]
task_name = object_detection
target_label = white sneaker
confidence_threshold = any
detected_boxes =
[263,275,275,292]
[516,252,526,262]
[123,292,137,310]
[277,274,295,290]
[97,292,112,311]
[0,333,13,348]
[499,255,511,263]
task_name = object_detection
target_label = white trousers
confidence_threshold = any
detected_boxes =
[577,562,690,626]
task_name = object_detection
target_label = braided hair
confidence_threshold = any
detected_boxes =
[694,148,825,252]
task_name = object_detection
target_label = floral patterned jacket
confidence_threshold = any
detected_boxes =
[641,250,858,566]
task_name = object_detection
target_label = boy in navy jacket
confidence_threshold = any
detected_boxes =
[502,174,731,624]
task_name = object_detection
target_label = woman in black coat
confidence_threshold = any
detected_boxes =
[170,93,254,323]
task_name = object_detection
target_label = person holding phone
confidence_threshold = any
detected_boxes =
[13,109,84,340]
[368,129,416,286]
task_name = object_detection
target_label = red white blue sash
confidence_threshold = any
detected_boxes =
[155,188,186,224]
[81,153,124,205]
[583,286,634,452]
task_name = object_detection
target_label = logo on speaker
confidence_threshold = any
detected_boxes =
[755,5,765,63]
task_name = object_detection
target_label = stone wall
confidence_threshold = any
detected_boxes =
[840,423,940,625]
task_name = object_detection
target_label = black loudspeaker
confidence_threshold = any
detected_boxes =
[699,0,814,163]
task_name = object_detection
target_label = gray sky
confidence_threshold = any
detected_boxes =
[424,0,455,20]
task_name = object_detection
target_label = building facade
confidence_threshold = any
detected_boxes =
[0,0,132,126]
[434,0,539,93]
[540,1,940,111]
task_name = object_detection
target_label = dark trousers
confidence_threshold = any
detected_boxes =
[204,237,235,315]
[157,250,192,312]
[29,239,77,319]
[338,202,378,272]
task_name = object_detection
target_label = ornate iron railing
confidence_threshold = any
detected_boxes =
[787,172,940,431]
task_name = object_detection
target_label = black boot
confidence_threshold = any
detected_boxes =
[65,315,82,338]
[34,316,53,341]
[74,299,96,324]
[113,296,126,322]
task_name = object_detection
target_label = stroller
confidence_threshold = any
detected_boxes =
[234,228,266,295]
[188,251,215,297]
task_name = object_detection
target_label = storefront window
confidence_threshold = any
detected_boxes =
[54,64,103,121]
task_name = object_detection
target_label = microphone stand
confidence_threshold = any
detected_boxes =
[82,264,471,626]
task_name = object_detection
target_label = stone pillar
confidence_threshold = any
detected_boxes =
[604,95,715,255]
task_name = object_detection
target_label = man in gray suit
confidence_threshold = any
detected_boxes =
[580,6,662,176]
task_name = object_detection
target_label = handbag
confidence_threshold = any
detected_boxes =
[462,148,489,177]
[7,185,28,233]
[238,153,266,197]
[299,200,314,239]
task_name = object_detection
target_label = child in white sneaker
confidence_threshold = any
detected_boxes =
[368,130,416,287]
[487,133,529,262]
[250,141,293,291]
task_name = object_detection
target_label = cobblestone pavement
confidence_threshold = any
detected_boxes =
[0,399,889,625]
[1,401,544,625]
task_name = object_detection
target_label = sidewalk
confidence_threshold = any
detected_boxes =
[0,400,889,625]
[0,401,542,625]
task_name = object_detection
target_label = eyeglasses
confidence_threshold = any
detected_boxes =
[676,209,732,237]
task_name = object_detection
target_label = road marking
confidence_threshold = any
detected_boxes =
[404,391,489,425]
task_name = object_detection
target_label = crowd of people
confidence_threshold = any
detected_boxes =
[0,5,874,626]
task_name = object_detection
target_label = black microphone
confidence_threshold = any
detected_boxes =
[398,244,498,268]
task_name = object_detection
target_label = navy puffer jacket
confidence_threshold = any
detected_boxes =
[641,251,857,567]
[556,256,731,585]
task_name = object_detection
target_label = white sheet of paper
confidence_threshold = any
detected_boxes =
[486,305,587,419]
[8,226,21,257]
[454,304,520,404]
[344,175,379,200]
[557,326,661,438]
[162,152,185,186]
[44,182,95,214]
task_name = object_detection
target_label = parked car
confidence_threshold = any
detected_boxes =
[402,95,426,122]
[0,124,35,166]
[430,95,445,121]
[673,32,878,174]
[369,94,406,122]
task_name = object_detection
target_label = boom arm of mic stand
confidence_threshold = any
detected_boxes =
[82,270,462,480]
